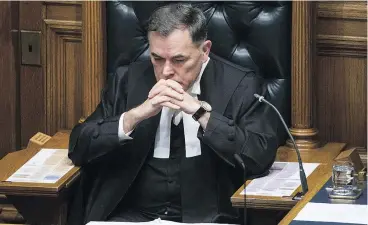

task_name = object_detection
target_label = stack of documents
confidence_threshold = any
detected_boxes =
[241,162,319,197]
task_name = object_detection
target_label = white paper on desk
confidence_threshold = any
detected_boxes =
[87,218,235,225]
[294,202,368,224]
[6,148,74,183]
[240,162,319,197]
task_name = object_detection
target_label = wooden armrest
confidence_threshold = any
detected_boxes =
[0,131,80,225]
[0,131,80,196]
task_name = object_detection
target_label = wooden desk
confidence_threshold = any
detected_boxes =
[0,132,346,225]
[231,164,331,211]
[0,131,79,225]
[279,146,367,225]
[231,143,344,210]
[230,143,345,224]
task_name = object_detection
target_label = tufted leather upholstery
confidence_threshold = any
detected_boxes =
[106,1,291,144]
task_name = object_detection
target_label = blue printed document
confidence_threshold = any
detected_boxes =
[6,148,74,183]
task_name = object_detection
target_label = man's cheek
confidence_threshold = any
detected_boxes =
[154,68,163,79]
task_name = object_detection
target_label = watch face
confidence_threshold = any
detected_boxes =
[201,101,212,111]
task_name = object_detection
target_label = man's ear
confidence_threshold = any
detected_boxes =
[202,40,212,56]
[201,40,212,62]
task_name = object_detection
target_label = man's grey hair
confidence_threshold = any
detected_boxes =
[147,3,207,45]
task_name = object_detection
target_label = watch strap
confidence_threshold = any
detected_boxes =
[192,106,206,121]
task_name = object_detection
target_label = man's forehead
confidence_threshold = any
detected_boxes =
[148,30,195,48]
[149,42,196,57]
[148,28,191,39]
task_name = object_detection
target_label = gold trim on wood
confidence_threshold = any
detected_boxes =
[317,34,367,57]
[82,1,106,117]
[290,1,319,150]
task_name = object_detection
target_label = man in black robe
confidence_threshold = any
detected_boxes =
[68,3,278,225]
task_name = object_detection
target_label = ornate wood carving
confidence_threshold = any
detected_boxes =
[289,1,319,150]
[44,19,82,135]
[82,1,106,117]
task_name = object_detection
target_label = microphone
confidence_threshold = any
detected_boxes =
[254,94,309,196]
[234,154,247,225]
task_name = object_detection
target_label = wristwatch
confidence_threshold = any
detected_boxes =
[192,101,212,121]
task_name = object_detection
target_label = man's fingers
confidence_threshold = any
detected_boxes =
[149,86,184,101]
[151,96,171,106]
[150,96,181,110]
[149,79,184,98]
[163,88,184,101]
[148,85,166,98]
[165,80,184,94]
[160,102,180,110]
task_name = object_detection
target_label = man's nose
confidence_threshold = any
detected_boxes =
[162,61,174,78]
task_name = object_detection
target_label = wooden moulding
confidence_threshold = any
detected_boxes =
[289,1,320,150]
[82,1,106,117]
[0,204,24,224]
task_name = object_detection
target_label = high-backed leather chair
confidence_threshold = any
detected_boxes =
[106,1,291,144]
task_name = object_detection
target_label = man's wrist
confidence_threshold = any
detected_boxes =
[192,101,212,121]
[191,101,201,115]
[124,107,144,133]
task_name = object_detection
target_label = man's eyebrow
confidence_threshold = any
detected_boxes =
[151,52,162,58]
[172,54,187,59]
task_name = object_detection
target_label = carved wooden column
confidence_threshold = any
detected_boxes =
[82,1,106,116]
[288,1,319,150]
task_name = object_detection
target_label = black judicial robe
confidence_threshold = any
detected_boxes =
[67,53,279,225]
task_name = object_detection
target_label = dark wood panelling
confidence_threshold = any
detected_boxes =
[315,2,367,148]
[65,42,82,128]
[316,57,367,147]
[316,1,367,57]
[44,19,82,135]
[19,1,42,30]
[317,2,367,20]
[20,67,45,147]
[0,2,18,158]
[41,1,85,136]
[11,2,21,152]
[19,1,44,148]
[45,2,82,21]
[317,19,367,38]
